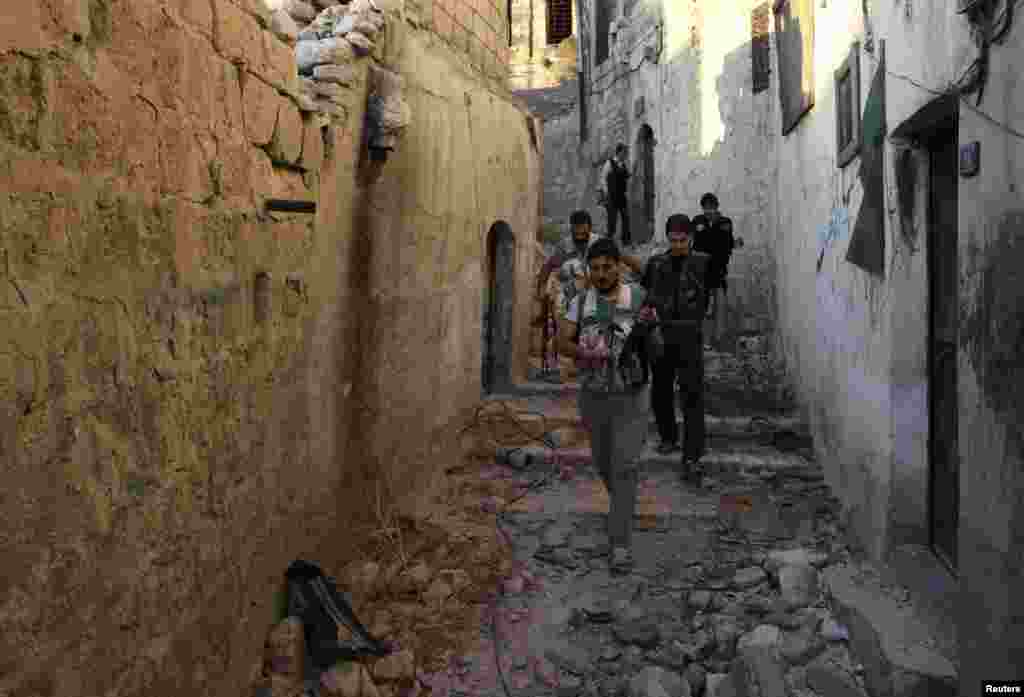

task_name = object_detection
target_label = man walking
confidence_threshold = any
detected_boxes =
[691,193,736,345]
[639,215,711,480]
[559,237,648,575]
[597,143,632,247]
[536,210,601,313]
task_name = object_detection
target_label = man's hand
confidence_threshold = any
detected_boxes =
[637,305,658,324]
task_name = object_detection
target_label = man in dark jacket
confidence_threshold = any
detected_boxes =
[691,193,736,343]
[598,143,632,247]
[639,214,711,480]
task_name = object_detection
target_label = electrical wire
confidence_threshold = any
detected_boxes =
[863,49,1024,142]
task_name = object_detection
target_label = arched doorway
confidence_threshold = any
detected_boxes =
[482,221,516,394]
[631,124,656,243]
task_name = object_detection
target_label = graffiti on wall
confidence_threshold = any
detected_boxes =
[816,206,850,272]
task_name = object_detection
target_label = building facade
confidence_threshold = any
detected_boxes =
[771,0,1024,690]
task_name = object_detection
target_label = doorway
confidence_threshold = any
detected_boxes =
[926,116,959,572]
[482,221,516,394]
[632,124,655,244]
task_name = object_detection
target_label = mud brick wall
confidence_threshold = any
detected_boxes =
[408,0,511,79]
[0,0,541,693]
[0,0,361,694]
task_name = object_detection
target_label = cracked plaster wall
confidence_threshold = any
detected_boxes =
[352,28,542,516]
[0,0,539,694]
[771,0,1024,690]
[547,0,779,341]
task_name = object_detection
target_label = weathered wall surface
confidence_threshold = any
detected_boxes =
[352,26,542,515]
[0,0,538,694]
[0,1,354,693]
[770,1,896,562]
[564,0,778,339]
[939,16,1024,694]
[411,0,512,78]
[772,0,1024,689]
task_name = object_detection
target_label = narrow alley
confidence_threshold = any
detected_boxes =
[2,0,1022,695]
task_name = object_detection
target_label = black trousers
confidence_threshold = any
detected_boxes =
[650,335,705,461]
[606,203,631,245]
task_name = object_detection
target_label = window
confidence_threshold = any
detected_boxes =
[751,3,771,93]
[547,0,573,44]
[835,42,861,167]
[595,0,612,64]
[773,0,815,135]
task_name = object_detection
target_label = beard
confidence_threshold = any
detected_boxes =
[594,277,620,295]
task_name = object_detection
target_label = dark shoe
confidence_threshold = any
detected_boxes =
[609,546,635,576]
[656,440,680,455]
[679,457,702,485]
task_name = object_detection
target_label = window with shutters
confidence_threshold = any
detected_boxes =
[773,0,815,135]
[595,0,612,64]
[835,42,861,167]
[751,3,771,93]
[547,0,573,44]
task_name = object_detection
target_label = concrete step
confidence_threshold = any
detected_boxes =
[822,560,959,697]
[498,441,820,477]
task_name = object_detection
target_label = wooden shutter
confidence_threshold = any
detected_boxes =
[752,3,771,93]
[773,0,815,134]
[547,0,573,44]
[595,0,611,64]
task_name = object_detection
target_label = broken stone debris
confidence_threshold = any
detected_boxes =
[287,1,403,130]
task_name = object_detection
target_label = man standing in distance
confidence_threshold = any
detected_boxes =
[558,237,649,575]
[597,144,632,248]
[691,193,738,346]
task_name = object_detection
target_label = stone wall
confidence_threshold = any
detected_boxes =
[0,0,540,693]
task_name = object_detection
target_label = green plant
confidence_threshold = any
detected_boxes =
[540,223,562,245]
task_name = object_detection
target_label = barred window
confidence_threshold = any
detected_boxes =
[547,0,573,44]
[751,3,771,93]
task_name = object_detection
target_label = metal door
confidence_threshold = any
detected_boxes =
[927,120,959,571]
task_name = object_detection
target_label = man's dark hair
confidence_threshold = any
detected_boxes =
[700,193,719,209]
[587,237,621,263]
[569,210,592,227]
[665,214,692,235]
[615,143,627,154]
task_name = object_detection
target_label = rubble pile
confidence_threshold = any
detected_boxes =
[266,0,411,143]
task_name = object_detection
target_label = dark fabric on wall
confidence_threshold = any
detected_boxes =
[846,42,887,276]
[595,0,612,64]
[773,0,815,134]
